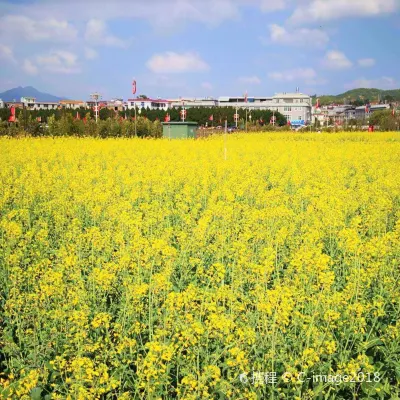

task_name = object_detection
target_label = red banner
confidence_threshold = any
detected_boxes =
[8,106,16,123]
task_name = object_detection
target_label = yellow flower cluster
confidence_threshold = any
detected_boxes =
[1,132,400,399]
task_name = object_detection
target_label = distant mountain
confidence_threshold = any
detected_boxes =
[315,88,400,105]
[0,86,66,102]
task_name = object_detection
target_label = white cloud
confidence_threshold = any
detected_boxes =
[11,0,237,32]
[22,59,38,75]
[0,15,78,42]
[0,44,16,63]
[36,50,80,74]
[146,52,210,73]
[268,67,320,84]
[268,24,329,47]
[84,47,98,60]
[289,0,399,25]
[238,76,262,85]
[345,76,397,90]
[85,19,127,48]
[322,50,352,69]
[202,82,213,90]
[357,58,376,67]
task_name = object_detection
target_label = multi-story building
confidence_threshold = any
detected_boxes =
[59,100,86,109]
[31,102,59,111]
[217,92,312,123]
[355,104,390,120]
[169,97,218,108]
[20,96,59,110]
[21,96,36,108]
[126,98,170,111]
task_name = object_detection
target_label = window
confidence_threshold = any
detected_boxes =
[298,116,302,120]
[284,106,292,112]
[300,99,304,103]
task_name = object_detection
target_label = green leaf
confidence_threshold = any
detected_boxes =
[30,387,42,400]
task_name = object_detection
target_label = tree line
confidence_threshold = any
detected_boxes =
[0,106,287,137]
[0,113,163,138]
[0,106,287,126]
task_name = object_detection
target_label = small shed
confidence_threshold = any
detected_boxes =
[162,122,198,139]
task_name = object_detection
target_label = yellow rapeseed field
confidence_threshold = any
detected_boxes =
[1,132,400,400]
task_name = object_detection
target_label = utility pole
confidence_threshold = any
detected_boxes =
[181,101,186,122]
[235,103,238,128]
[90,92,102,122]
[134,103,137,136]
[224,119,227,160]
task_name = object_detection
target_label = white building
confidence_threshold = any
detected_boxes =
[31,102,59,111]
[0,99,4,108]
[218,92,312,123]
[20,96,59,111]
[127,98,170,111]
[169,97,218,108]
[21,96,36,108]
[59,100,86,109]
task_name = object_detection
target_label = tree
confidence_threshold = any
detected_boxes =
[384,95,395,103]
[137,95,149,99]
[369,110,397,131]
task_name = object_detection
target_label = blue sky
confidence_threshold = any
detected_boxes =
[0,0,399,100]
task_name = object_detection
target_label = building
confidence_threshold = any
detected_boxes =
[0,99,3,108]
[169,97,218,109]
[127,98,170,111]
[344,106,356,121]
[59,100,86,109]
[19,96,59,111]
[5,101,23,109]
[217,92,312,123]
[31,102,59,111]
[355,104,390,120]
[21,96,36,108]
[107,98,125,112]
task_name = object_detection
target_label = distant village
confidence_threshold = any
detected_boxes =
[1,90,398,127]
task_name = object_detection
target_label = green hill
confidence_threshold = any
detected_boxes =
[315,88,400,106]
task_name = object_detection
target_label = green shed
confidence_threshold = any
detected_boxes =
[162,122,198,139]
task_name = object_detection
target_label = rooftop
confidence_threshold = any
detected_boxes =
[128,98,170,103]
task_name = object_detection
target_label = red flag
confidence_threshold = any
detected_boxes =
[164,114,170,122]
[316,98,320,108]
[8,106,16,122]
[287,120,291,126]
[132,80,137,95]
[209,114,213,121]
